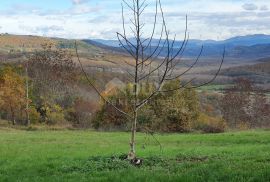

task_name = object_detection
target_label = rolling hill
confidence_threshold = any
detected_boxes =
[1,34,269,87]
[220,58,270,89]
[90,34,270,59]
[0,34,136,73]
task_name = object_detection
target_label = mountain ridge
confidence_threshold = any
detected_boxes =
[89,34,270,59]
[92,34,270,47]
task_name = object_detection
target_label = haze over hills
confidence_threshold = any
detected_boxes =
[93,34,270,47]
[1,33,270,61]
[89,34,270,59]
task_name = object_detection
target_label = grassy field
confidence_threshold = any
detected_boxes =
[0,129,270,182]
[197,84,231,92]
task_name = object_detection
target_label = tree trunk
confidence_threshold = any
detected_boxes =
[12,113,16,125]
[10,106,16,125]
[25,66,30,126]
[128,0,140,160]
[12,119,16,125]
[129,110,138,159]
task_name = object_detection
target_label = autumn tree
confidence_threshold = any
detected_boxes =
[156,80,199,132]
[250,90,270,128]
[28,43,77,123]
[0,66,28,125]
[221,78,252,128]
[221,78,269,128]
[28,43,76,98]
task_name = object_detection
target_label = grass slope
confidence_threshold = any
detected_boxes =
[0,129,270,182]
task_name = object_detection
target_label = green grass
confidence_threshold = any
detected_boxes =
[198,84,232,92]
[0,129,270,182]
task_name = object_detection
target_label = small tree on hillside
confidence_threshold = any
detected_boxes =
[221,78,270,128]
[75,0,224,160]
[252,91,270,128]
[0,66,27,125]
[221,78,252,128]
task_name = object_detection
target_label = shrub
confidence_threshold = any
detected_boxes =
[65,107,93,128]
[46,105,66,125]
[194,113,226,133]
[163,108,192,132]
[95,80,200,132]
[29,107,41,124]
[236,122,250,130]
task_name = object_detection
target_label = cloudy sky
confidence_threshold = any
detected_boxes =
[0,0,269,40]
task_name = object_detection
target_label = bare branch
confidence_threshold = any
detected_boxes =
[123,0,136,12]
[117,33,136,59]
[162,48,225,92]
[74,41,132,119]
[166,45,204,81]
[188,47,226,89]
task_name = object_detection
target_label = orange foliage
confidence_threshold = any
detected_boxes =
[0,67,28,124]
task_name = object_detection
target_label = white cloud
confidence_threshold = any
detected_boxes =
[1,0,270,40]
[72,0,90,5]
[69,4,100,14]
[242,3,258,11]
[260,5,269,11]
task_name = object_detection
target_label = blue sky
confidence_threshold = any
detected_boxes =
[0,0,269,40]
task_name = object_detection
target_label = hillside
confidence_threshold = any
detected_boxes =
[0,34,57,53]
[220,59,270,89]
[1,34,269,87]
[0,34,135,72]
[0,34,102,54]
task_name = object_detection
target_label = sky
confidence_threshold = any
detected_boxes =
[0,0,269,40]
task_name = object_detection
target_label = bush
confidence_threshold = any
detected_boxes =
[163,108,192,132]
[93,108,128,131]
[236,122,250,130]
[94,80,200,132]
[194,113,226,133]
[29,107,41,124]
[65,107,92,128]
[46,105,66,125]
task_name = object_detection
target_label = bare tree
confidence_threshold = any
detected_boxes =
[75,0,224,160]
[21,45,30,126]
[221,78,270,128]
[28,43,77,98]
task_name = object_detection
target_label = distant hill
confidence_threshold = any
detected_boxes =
[0,34,56,53]
[2,33,270,61]
[92,34,270,48]
[223,34,270,46]
[227,44,270,59]
[1,33,270,70]
[1,34,269,87]
[90,34,270,59]
[0,34,103,55]
[0,34,136,72]
[220,58,270,87]
[91,39,121,47]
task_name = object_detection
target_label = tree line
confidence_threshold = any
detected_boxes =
[0,45,268,131]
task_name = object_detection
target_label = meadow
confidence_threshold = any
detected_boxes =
[0,129,270,182]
